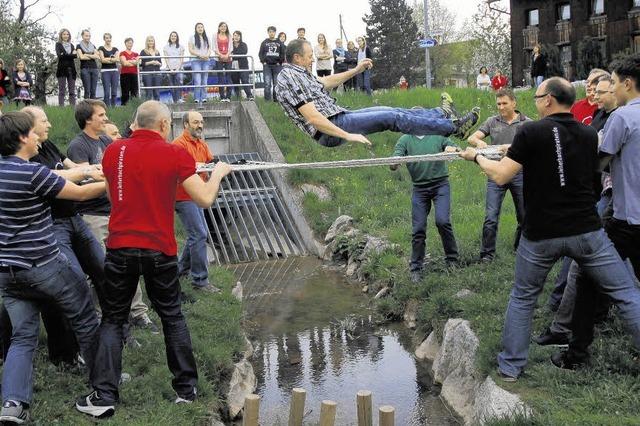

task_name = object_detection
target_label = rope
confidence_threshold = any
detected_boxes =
[196,148,503,173]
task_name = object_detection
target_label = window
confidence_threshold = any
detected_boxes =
[635,0,640,8]
[592,0,604,15]
[634,35,640,53]
[558,4,571,21]
[527,9,539,26]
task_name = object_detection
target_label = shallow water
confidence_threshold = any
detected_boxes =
[232,257,457,425]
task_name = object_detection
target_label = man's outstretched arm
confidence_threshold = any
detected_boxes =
[298,102,372,146]
[459,147,522,185]
[319,59,372,91]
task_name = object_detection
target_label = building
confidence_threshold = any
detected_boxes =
[510,0,640,85]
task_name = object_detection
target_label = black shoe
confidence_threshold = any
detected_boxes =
[0,400,29,424]
[75,391,115,418]
[551,351,587,371]
[445,259,460,269]
[533,327,569,347]
[480,255,494,263]
[452,107,480,139]
[410,270,423,283]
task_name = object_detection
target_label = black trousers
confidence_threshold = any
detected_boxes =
[568,218,640,361]
[90,248,198,402]
[120,74,139,106]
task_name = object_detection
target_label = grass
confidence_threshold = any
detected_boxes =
[257,87,640,425]
[13,103,245,425]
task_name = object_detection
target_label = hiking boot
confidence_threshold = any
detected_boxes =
[440,92,459,119]
[0,400,29,424]
[451,107,480,139]
[551,351,587,371]
[533,327,569,347]
[410,270,423,283]
[193,284,221,294]
[75,391,115,418]
[130,314,160,334]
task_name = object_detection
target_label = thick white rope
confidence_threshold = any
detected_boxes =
[196,148,503,173]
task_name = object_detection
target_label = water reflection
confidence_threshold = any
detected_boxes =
[237,258,456,425]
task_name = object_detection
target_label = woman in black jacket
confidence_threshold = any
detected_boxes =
[55,28,77,106]
[230,31,254,100]
[356,36,372,95]
[531,44,547,88]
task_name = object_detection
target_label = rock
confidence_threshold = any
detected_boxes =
[403,299,419,329]
[360,235,394,259]
[244,336,254,359]
[362,285,369,293]
[325,215,354,243]
[473,377,531,424]
[374,287,390,299]
[455,289,474,299]
[232,281,243,301]
[209,415,225,426]
[432,319,480,423]
[415,332,440,361]
[322,242,335,261]
[346,258,359,277]
[300,183,331,201]
[226,359,257,419]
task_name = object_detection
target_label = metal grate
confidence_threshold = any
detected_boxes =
[204,152,306,264]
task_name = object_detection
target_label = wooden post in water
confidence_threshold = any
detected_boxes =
[243,394,260,426]
[379,405,395,426]
[288,388,306,426]
[356,390,373,426]
[319,400,337,426]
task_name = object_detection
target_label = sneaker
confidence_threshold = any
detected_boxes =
[550,351,587,371]
[533,327,569,347]
[496,369,518,383]
[451,107,480,139]
[410,270,423,283]
[480,255,494,263]
[130,314,160,335]
[193,284,221,294]
[175,387,197,404]
[248,97,255,101]
[440,92,459,119]
[0,400,29,424]
[75,391,115,418]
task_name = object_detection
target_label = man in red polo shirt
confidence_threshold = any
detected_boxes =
[75,101,231,418]
[570,69,608,125]
[172,111,218,293]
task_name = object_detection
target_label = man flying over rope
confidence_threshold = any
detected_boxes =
[275,39,480,147]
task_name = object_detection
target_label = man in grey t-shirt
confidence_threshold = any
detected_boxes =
[467,88,531,261]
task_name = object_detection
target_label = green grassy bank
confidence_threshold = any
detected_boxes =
[257,88,640,425]
[8,103,245,425]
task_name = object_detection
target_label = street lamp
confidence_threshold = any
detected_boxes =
[486,0,510,15]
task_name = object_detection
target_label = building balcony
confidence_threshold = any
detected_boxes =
[630,9,640,34]
[589,15,607,38]
[556,21,571,45]
[523,26,539,49]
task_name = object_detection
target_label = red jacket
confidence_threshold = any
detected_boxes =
[491,75,508,90]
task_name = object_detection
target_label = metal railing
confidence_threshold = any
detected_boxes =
[135,54,256,100]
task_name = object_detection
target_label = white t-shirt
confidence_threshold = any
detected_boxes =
[477,73,491,90]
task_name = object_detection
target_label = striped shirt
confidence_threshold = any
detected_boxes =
[0,156,66,268]
[275,63,345,138]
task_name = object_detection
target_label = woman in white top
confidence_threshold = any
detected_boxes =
[476,66,491,90]
[164,31,185,103]
[188,22,211,103]
[314,33,332,77]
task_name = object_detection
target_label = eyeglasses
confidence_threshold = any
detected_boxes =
[595,90,614,95]
[533,93,553,100]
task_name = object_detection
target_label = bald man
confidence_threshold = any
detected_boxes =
[76,101,231,418]
[172,111,218,293]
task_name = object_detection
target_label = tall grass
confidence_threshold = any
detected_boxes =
[258,86,640,425]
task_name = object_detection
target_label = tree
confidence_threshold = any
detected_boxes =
[0,0,56,103]
[411,0,459,44]
[576,38,606,80]
[542,44,564,78]
[363,0,422,89]
[469,2,512,82]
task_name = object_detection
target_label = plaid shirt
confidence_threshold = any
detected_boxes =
[275,63,345,138]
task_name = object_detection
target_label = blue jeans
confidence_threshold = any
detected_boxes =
[480,173,525,259]
[319,106,455,147]
[80,68,99,99]
[216,61,232,100]
[175,201,209,287]
[534,75,544,88]
[142,72,161,101]
[0,254,99,404]
[357,69,372,95]
[167,72,183,103]
[262,64,281,102]
[191,60,211,102]
[497,229,640,377]
[101,70,119,107]
[410,179,458,271]
[91,248,198,402]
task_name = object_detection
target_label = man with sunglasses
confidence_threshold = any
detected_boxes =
[458,77,640,382]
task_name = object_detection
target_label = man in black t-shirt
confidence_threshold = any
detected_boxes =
[459,77,640,382]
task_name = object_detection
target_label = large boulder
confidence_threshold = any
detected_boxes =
[226,359,257,419]
[415,331,439,361]
[473,377,530,424]
[324,215,354,243]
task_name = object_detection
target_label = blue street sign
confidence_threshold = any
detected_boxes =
[418,38,438,48]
